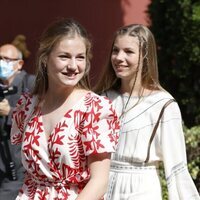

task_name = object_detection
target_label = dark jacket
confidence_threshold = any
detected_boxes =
[0,70,35,200]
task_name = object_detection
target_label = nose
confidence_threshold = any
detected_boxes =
[67,58,77,70]
[115,50,125,61]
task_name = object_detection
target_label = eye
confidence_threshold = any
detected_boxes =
[125,50,134,54]
[76,55,86,61]
[59,54,70,59]
[112,47,119,54]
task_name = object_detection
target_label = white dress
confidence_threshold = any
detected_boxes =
[104,90,200,200]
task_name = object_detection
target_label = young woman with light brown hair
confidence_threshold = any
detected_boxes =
[10,18,120,200]
[95,24,200,200]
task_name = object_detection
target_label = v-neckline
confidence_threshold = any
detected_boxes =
[39,91,91,142]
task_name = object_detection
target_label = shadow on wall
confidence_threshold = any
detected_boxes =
[0,0,149,86]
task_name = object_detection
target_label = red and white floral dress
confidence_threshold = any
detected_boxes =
[11,92,120,200]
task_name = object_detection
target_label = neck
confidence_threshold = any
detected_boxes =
[120,77,143,96]
[45,86,75,102]
[41,87,87,114]
[41,87,75,113]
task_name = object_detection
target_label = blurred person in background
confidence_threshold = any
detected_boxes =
[0,36,35,200]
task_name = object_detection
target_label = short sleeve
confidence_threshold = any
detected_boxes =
[81,93,120,156]
[10,93,34,145]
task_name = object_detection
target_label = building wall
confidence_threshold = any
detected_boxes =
[0,0,150,85]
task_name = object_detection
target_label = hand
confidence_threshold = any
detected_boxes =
[0,99,11,116]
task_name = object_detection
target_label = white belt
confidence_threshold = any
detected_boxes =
[110,160,159,173]
[106,160,159,200]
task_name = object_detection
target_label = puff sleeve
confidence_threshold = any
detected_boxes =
[80,93,120,156]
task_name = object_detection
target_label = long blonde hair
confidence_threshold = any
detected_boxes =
[94,24,162,94]
[32,18,92,97]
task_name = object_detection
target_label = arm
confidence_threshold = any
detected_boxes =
[76,152,111,200]
[161,102,200,199]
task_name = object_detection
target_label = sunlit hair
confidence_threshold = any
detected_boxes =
[94,24,162,93]
[32,18,92,97]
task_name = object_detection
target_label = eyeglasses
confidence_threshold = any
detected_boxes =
[0,55,20,63]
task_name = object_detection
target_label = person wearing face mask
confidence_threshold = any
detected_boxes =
[0,43,35,200]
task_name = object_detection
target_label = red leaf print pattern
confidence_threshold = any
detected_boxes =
[48,148,61,178]
[24,175,37,199]
[22,117,43,177]
[48,120,69,149]
[37,189,49,200]
[62,164,88,184]
[11,92,120,199]
[74,110,85,134]
[107,105,120,146]
[68,133,86,168]
[14,110,26,133]
[81,94,106,154]
[11,131,22,145]
[48,110,72,178]
[54,190,70,200]
[11,93,38,144]
[84,93,103,113]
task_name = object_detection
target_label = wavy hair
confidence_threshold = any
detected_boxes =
[32,18,92,97]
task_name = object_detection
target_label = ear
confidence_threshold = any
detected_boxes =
[17,60,24,70]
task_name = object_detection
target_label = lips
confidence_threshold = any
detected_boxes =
[114,65,127,71]
[62,72,78,77]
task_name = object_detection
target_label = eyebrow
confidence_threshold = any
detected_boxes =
[112,46,135,50]
[0,55,20,61]
[57,51,86,54]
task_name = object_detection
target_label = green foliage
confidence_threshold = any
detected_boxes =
[184,125,200,190]
[147,1,200,198]
[159,125,200,199]
[159,163,168,200]
[147,0,200,127]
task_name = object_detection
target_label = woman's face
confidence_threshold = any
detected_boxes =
[46,35,87,89]
[111,35,142,81]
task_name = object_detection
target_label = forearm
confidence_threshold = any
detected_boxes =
[76,176,108,200]
[76,153,111,200]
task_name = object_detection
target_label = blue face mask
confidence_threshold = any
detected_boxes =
[0,60,15,80]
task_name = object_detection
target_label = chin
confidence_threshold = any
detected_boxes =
[63,79,80,87]
[116,73,126,79]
